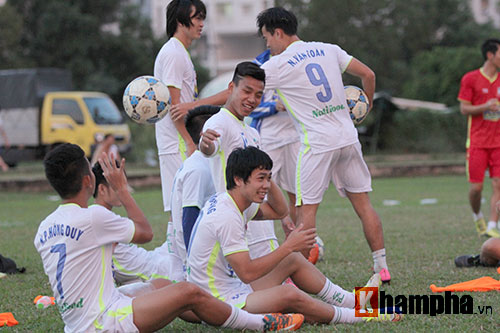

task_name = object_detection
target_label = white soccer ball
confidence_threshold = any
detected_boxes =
[344,85,369,125]
[123,76,171,124]
[315,236,324,261]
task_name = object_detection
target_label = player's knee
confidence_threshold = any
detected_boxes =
[280,284,307,305]
[179,282,210,302]
[470,183,483,194]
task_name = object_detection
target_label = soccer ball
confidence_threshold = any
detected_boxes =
[315,236,324,261]
[123,76,171,124]
[344,85,369,125]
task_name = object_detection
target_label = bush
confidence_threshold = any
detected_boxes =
[378,107,467,153]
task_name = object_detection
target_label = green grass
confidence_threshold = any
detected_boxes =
[0,175,499,331]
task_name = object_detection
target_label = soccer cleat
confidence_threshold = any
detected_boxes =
[362,309,403,322]
[454,254,482,267]
[378,268,391,285]
[307,243,320,265]
[262,313,304,331]
[475,218,487,236]
[484,227,500,238]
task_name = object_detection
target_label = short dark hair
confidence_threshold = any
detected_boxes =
[92,160,121,198]
[232,61,266,86]
[92,162,107,198]
[185,105,220,144]
[166,0,206,39]
[43,143,90,199]
[482,39,500,60]
[226,147,273,190]
[257,7,298,36]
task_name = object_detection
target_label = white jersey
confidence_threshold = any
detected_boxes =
[201,108,261,192]
[186,192,259,300]
[171,151,216,264]
[34,204,135,333]
[154,37,198,155]
[261,41,359,154]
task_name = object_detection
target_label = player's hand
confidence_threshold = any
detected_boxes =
[199,129,220,154]
[486,99,500,112]
[98,152,128,193]
[283,223,316,253]
[276,100,286,112]
[170,102,193,122]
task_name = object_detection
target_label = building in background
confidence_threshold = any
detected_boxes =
[470,0,500,27]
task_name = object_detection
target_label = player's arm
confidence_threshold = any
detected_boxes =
[253,180,288,220]
[460,99,499,115]
[170,89,230,122]
[168,86,197,156]
[345,58,376,110]
[98,152,153,244]
[225,224,316,283]
[182,206,200,249]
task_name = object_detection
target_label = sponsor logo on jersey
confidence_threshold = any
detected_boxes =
[312,104,345,118]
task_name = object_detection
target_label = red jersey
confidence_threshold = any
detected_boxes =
[458,68,500,148]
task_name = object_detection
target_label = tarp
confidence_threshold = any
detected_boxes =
[0,68,72,109]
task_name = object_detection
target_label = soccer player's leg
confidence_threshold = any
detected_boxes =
[333,143,390,283]
[295,147,332,259]
[467,147,488,235]
[486,147,500,237]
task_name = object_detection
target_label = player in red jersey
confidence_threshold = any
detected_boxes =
[458,38,500,238]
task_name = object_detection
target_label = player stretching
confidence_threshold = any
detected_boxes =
[34,143,303,332]
[256,7,391,283]
[187,147,401,325]
[458,38,500,238]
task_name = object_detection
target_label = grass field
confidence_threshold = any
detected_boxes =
[0,175,499,331]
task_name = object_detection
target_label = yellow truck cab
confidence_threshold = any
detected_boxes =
[0,68,130,164]
[41,91,130,156]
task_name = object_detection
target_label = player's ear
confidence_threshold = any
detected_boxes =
[234,176,244,187]
[97,184,107,198]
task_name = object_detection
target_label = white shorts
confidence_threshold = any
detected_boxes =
[296,142,372,205]
[159,153,183,212]
[222,283,254,308]
[96,293,138,332]
[248,238,279,260]
[266,141,300,194]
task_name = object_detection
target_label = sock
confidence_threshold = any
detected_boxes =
[487,221,497,231]
[473,212,483,221]
[330,306,363,324]
[317,279,355,308]
[372,248,388,272]
[221,305,264,330]
[117,281,155,297]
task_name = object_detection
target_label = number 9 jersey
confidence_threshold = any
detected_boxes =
[261,41,358,153]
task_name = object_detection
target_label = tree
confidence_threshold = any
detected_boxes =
[276,0,496,101]
[0,3,26,69]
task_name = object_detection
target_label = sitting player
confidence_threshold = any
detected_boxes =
[187,146,401,325]
[91,161,184,284]
[455,238,500,267]
[171,105,220,270]
[34,143,304,332]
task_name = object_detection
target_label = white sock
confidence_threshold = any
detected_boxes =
[487,221,497,231]
[372,248,388,272]
[221,305,264,330]
[330,306,363,324]
[473,212,483,221]
[317,279,355,308]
